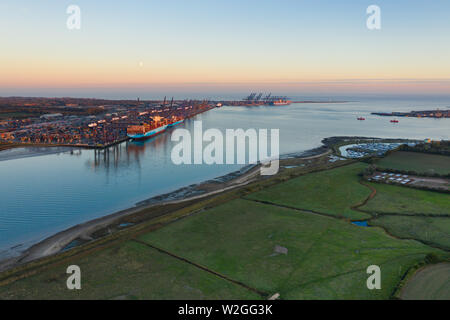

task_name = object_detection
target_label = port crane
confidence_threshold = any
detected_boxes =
[244,93,257,102]
[264,93,272,103]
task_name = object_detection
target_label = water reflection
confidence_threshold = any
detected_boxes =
[1,99,449,257]
[86,130,172,171]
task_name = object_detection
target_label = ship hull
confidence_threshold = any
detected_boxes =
[271,101,292,106]
[167,119,185,127]
[127,124,169,140]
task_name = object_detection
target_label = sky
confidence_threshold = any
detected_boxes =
[1,0,450,98]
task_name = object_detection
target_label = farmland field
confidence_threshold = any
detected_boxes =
[370,216,450,250]
[1,162,449,300]
[138,199,440,299]
[0,240,261,300]
[400,263,450,300]
[362,183,450,216]
[377,151,450,175]
[245,163,371,220]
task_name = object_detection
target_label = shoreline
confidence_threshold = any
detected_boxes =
[0,135,419,272]
[0,139,130,162]
[0,145,79,162]
[0,144,331,272]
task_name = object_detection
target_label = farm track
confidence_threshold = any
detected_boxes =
[352,180,377,210]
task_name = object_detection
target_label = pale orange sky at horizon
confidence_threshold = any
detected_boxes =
[1,1,450,95]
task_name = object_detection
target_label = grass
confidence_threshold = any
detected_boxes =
[377,151,450,175]
[138,199,441,299]
[400,263,450,300]
[1,158,448,300]
[0,240,260,300]
[362,183,450,216]
[370,216,450,250]
[245,163,371,220]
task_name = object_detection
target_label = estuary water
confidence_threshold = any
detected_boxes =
[0,98,449,258]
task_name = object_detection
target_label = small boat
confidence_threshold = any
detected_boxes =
[357,117,365,121]
[390,119,399,123]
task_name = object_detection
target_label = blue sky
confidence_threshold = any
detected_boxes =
[1,0,449,98]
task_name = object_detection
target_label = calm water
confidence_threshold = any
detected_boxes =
[1,98,449,257]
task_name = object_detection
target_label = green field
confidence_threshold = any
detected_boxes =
[138,199,440,299]
[1,199,440,300]
[245,163,371,220]
[370,216,450,250]
[377,151,450,175]
[361,183,450,216]
[400,263,450,300]
[0,240,261,300]
[1,161,449,300]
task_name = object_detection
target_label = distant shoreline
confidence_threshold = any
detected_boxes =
[224,100,352,106]
[0,145,77,162]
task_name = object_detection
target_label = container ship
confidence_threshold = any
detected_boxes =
[167,116,185,127]
[127,116,170,140]
[271,99,292,106]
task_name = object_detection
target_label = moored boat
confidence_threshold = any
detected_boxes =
[127,116,170,140]
[168,116,185,127]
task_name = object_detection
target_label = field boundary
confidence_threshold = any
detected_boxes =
[391,259,450,299]
[352,180,377,210]
[131,239,268,298]
[244,198,355,221]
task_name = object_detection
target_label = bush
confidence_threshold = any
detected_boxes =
[424,253,440,264]
[361,164,377,177]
